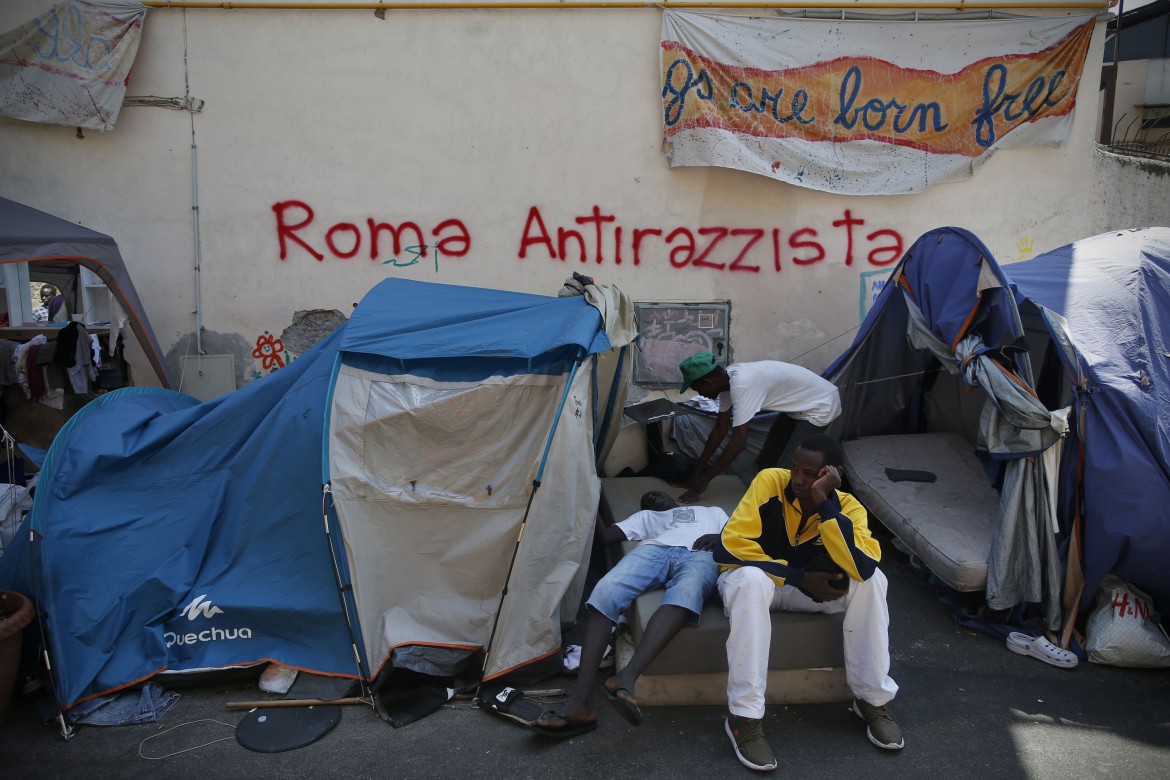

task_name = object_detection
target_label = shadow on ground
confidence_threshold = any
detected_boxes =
[3,553,1169,780]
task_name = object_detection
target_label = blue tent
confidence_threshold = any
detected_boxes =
[825,226,1170,633]
[1,278,632,713]
[1005,228,1170,622]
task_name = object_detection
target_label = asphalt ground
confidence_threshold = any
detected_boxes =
[3,549,1169,779]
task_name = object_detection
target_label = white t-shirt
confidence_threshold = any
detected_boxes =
[616,505,729,549]
[718,361,842,428]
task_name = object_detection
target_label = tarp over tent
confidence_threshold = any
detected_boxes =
[0,278,632,712]
[1004,228,1170,623]
[1,327,355,711]
[824,226,1170,630]
[0,197,174,388]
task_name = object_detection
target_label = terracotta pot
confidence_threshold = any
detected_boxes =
[0,590,35,725]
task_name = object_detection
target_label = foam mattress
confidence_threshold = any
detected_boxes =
[599,475,845,676]
[842,433,998,593]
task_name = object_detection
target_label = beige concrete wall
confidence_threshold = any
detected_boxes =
[1090,146,1170,229]
[2,2,1164,399]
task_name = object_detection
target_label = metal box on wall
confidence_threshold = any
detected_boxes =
[632,302,730,388]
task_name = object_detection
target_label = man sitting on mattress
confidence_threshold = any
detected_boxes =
[715,434,903,771]
[531,490,728,738]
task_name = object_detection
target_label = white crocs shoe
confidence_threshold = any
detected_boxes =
[1007,632,1078,669]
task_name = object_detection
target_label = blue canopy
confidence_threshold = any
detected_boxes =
[1006,228,1170,616]
[0,278,622,711]
[343,278,610,361]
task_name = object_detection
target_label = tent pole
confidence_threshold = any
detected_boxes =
[315,353,374,687]
[475,480,541,691]
[26,529,74,740]
[321,484,374,690]
[317,352,373,692]
[532,355,584,484]
[477,353,584,688]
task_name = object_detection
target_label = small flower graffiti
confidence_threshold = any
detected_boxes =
[252,332,286,371]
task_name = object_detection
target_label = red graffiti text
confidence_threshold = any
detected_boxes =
[272,200,471,262]
[518,206,902,270]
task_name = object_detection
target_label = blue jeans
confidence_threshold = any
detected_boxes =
[67,682,179,726]
[587,544,718,624]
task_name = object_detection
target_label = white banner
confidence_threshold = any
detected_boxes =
[0,1,147,131]
[661,12,1096,195]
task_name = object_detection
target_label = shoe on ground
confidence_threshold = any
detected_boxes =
[852,699,905,750]
[724,714,778,771]
[1006,631,1078,669]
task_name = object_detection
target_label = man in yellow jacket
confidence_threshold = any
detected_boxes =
[715,434,902,771]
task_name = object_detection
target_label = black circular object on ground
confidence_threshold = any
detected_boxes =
[235,705,341,753]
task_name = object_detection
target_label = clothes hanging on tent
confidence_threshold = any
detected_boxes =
[53,322,79,368]
[903,296,1070,630]
[557,274,637,346]
[583,283,638,346]
[25,342,45,401]
[63,325,97,393]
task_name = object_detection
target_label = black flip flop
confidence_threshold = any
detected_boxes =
[478,686,545,727]
[529,712,598,739]
[603,683,643,727]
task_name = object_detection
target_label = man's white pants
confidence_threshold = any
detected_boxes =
[718,566,899,719]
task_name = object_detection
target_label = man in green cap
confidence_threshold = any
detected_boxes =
[676,351,841,502]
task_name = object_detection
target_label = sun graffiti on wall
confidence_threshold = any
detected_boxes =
[251,331,290,379]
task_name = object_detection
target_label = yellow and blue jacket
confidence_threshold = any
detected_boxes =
[716,468,881,589]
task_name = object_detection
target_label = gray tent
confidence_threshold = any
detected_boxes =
[0,197,173,388]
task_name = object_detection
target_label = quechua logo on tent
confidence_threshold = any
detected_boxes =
[180,594,224,620]
[165,594,254,648]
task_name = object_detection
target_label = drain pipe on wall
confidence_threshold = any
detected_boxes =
[191,126,204,356]
[171,11,237,402]
[185,11,205,357]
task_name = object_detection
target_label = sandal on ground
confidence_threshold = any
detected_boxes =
[1007,632,1078,669]
[478,686,546,726]
[603,679,643,727]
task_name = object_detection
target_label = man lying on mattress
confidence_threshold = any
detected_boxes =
[531,490,728,738]
[716,434,905,772]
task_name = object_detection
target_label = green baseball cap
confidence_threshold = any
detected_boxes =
[678,351,718,392]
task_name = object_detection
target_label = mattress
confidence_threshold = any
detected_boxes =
[598,475,845,678]
[842,433,999,593]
